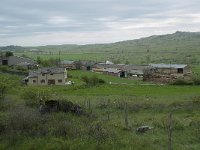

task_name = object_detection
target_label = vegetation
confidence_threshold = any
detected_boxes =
[0,70,200,149]
[1,31,200,149]
[5,51,14,57]
[9,31,200,65]
[81,76,105,86]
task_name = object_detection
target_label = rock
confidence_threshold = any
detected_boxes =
[39,100,84,115]
[136,125,153,133]
[59,101,74,112]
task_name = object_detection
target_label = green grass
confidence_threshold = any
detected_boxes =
[1,71,200,150]
[12,32,200,65]
[68,70,142,85]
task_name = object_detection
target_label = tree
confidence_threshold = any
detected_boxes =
[5,51,13,57]
[36,56,42,64]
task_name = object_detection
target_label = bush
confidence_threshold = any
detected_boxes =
[51,120,74,137]
[81,76,105,86]
[0,121,5,134]
[15,66,28,72]
[5,106,46,135]
[171,79,193,85]
[0,76,8,101]
[0,66,9,71]
[21,87,52,107]
[88,121,111,143]
[192,75,200,85]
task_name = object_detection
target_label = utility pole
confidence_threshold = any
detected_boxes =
[146,46,151,64]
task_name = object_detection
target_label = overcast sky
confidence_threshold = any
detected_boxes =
[0,0,200,46]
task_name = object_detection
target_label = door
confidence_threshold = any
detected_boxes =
[48,79,55,85]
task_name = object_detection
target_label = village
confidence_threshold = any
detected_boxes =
[1,0,200,149]
[0,52,192,86]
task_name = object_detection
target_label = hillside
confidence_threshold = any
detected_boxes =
[2,31,200,64]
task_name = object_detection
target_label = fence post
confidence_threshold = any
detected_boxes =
[124,102,129,128]
[168,112,173,150]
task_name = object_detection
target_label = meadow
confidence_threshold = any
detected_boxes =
[11,31,200,65]
[1,70,200,150]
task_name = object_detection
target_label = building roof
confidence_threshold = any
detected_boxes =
[39,67,66,74]
[129,70,144,75]
[95,64,148,72]
[16,61,31,66]
[60,60,74,65]
[28,71,38,78]
[149,64,187,69]
[8,56,36,65]
[28,67,66,78]
[103,68,122,74]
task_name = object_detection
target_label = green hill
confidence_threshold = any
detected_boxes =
[3,31,200,64]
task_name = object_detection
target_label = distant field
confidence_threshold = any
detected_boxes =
[15,50,200,65]
[10,32,200,65]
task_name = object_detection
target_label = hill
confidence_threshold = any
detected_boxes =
[2,31,200,64]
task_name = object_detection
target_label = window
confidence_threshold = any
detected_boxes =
[42,73,45,76]
[177,68,183,74]
[58,79,62,83]
[33,80,36,83]
[41,79,45,83]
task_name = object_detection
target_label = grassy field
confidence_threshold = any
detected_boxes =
[0,70,200,149]
[10,32,200,65]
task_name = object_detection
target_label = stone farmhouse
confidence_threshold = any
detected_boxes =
[27,68,67,85]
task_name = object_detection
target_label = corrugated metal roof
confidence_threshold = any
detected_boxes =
[16,62,31,66]
[103,68,122,74]
[149,64,187,69]
[60,60,74,65]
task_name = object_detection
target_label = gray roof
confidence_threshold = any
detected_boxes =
[8,56,36,66]
[149,64,187,69]
[28,71,38,78]
[39,67,66,74]
[28,67,66,78]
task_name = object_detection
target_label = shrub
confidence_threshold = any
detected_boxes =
[88,121,110,143]
[21,87,52,107]
[5,106,46,135]
[0,76,8,101]
[51,120,73,137]
[0,121,5,134]
[192,75,200,85]
[15,66,28,72]
[0,66,9,71]
[171,79,193,85]
[81,76,105,86]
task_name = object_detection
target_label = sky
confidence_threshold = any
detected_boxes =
[0,0,200,46]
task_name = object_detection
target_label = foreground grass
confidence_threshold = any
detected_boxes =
[1,72,200,150]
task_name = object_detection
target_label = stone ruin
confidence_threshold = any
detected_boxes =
[136,125,153,133]
[39,100,84,115]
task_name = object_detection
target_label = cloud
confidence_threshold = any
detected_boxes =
[0,0,200,46]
